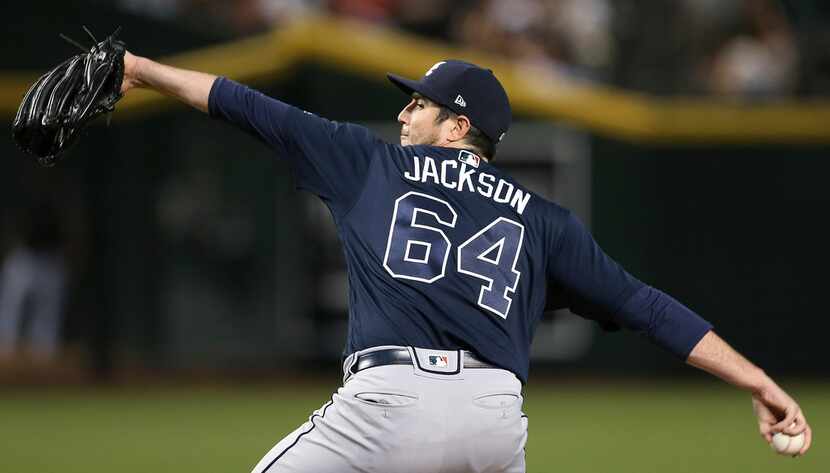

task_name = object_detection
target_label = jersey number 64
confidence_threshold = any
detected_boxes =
[383,192,524,319]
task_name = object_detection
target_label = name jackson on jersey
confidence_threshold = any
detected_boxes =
[403,153,532,215]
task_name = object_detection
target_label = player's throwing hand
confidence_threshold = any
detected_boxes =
[752,385,812,456]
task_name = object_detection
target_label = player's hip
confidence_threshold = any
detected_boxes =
[252,346,527,472]
[332,347,526,472]
[340,345,524,420]
[255,391,527,473]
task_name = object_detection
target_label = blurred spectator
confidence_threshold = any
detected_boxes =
[329,0,395,23]
[393,0,459,40]
[110,0,826,97]
[549,0,614,73]
[260,0,323,25]
[698,0,798,97]
[118,0,322,34]
[0,201,67,361]
[457,0,613,81]
[455,0,547,60]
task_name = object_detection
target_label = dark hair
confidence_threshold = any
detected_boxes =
[435,106,497,160]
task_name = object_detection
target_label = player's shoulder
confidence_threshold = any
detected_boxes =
[291,112,396,155]
[530,196,572,220]
[516,192,576,237]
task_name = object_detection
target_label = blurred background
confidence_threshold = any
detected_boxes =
[1,1,828,472]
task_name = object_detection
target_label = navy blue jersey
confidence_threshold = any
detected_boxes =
[209,78,713,383]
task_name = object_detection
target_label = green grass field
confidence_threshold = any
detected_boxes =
[0,379,825,472]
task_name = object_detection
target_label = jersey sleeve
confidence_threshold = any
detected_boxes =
[208,77,384,218]
[546,211,713,360]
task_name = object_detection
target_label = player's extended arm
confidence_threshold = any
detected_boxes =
[686,330,812,455]
[121,51,216,113]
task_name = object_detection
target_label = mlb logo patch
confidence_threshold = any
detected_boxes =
[413,348,459,375]
[428,355,449,367]
[458,150,480,168]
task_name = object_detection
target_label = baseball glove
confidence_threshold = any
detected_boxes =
[12,27,126,167]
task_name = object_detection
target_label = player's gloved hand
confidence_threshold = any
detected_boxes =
[751,384,812,456]
[12,27,126,166]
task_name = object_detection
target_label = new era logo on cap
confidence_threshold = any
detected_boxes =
[454,95,466,107]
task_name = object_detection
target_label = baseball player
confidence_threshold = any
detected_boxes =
[119,53,812,472]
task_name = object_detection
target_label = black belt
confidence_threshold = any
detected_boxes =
[349,348,496,376]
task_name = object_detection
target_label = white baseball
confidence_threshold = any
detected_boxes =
[771,429,805,455]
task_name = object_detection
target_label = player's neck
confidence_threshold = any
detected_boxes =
[436,140,489,162]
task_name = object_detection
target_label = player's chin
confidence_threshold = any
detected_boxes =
[400,136,410,146]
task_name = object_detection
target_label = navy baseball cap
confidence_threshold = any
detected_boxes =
[387,60,511,143]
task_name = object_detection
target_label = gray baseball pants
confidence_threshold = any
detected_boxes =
[250,345,528,473]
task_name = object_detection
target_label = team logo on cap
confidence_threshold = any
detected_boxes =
[454,95,467,108]
[428,355,449,367]
[458,150,480,168]
[425,61,445,76]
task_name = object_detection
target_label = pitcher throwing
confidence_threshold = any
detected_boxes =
[118,53,812,472]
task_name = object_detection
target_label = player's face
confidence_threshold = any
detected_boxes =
[397,94,448,147]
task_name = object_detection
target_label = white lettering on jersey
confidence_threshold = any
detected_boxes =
[493,180,514,204]
[457,163,476,193]
[404,156,421,181]
[510,190,531,215]
[441,159,458,189]
[476,173,495,198]
[404,155,532,215]
[421,156,440,184]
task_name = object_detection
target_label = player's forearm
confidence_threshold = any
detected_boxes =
[127,55,216,113]
[686,330,774,394]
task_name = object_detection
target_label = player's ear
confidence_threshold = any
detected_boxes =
[450,115,472,142]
